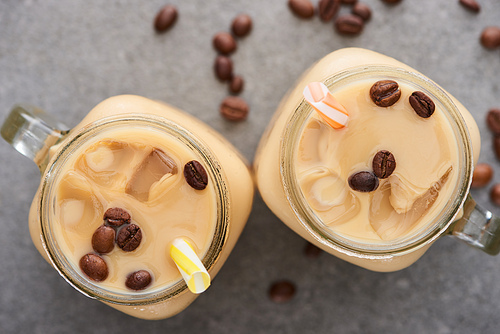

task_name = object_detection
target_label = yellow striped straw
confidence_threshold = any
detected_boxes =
[170,238,211,294]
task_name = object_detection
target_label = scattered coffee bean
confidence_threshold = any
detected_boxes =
[288,0,315,19]
[92,225,116,254]
[372,150,396,179]
[493,136,500,160]
[220,96,249,121]
[335,15,364,35]
[126,270,152,290]
[304,242,323,259]
[459,0,480,13]
[480,26,500,50]
[352,3,372,21]
[490,184,500,206]
[318,0,340,22]
[79,253,108,282]
[229,75,244,94]
[381,0,402,4]
[471,163,493,188]
[213,32,237,55]
[409,91,435,118]
[486,108,500,135]
[214,55,233,81]
[348,171,379,192]
[341,0,358,4]
[154,5,178,33]
[269,280,296,303]
[231,14,253,37]
[117,224,142,252]
[103,207,131,227]
[184,160,209,190]
[370,80,401,107]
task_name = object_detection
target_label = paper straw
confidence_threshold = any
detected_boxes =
[303,82,349,129]
[170,238,210,294]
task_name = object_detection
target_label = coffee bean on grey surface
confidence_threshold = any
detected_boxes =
[348,171,379,192]
[490,184,500,206]
[352,3,372,21]
[269,280,296,303]
[154,5,178,33]
[381,0,402,4]
[104,207,131,227]
[341,0,358,4]
[213,32,237,55]
[117,224,142,252]
[126,270,152,290]
[214,56,233,81]
[480,27,500,49]
[370,80,401,107]
[79,253,108,282]
[304,242,323,259]
[184,160,209,190]
[231,14,253,37]
[92,225,116,254]
[288,0,315,19]
[459,0,480,13]
[318,0,340,22]
[487,108,500,135]
[409,91,435,118]
[493,136,500,160]
[335,15,364,35]
[471,163,493,188]
[372,150,396,179]
[220,96,249,121]
[229,75,244,94]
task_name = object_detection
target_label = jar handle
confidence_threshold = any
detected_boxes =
[1,105,69,172]
[450,195,500,255]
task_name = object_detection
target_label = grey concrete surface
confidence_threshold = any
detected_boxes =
[1,0,500,333]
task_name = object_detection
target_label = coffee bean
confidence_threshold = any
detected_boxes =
[352,3,372,21]
[126,270,152,290]
[92,225,116,254]
[493,136,500,160]
[459,0,480,13]
[220,96,249,121]
[269,280,296,303]
[381,0,402,4]
[304,242,322,259]
[229,75,244,94]
[104,207,131,227]
[184,160,209,190]
[490,184,500,206]
[335,15,364,35]
[372,150,396,179]
[79,253,108,282]
[288,0,315,19]
[231,14,253,37]
[370,80,401,107]
[213,32,237,55]
[409,91,435,118]
[471,163,493,188]
[487,108,500,135]
[480,26,500,50]
[341,0,358,4]
[318,0,340,22]
[117,224,142,252]
[214,56,233,81]
[154,5,178,33]
[348,171,379,192]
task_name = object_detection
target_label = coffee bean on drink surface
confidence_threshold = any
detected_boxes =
[335,15,364,35]
[184,160,209,190]
[154,5,178,33]
[352,3,372,21]
[269,280,296,303]
[80,253,108,282]
[213,32,237,55]
[103,207,131,227]
[471,163,493,188]
[318,0,340,22]
[370,80,401,107]
[231,14,253,37]
[220,96,249,121]
[288,0,315,19]
[126,270,152,290]
[116,224,142,252]
[480,27,500,50]
[372,150,396,179]
[487,108,500,135]
[92,225,116,254]
[409,91,435,118]
[214,56,233,81]
[229,75,244,94]
[459,0,480,13]
[490,184,500,206]
[348,171,379,192]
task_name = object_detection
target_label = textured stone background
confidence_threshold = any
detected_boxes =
[1,0,500,333]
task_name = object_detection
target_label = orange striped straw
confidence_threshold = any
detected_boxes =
[303,82,349,129]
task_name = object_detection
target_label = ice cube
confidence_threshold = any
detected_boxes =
[388,174,429,214]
